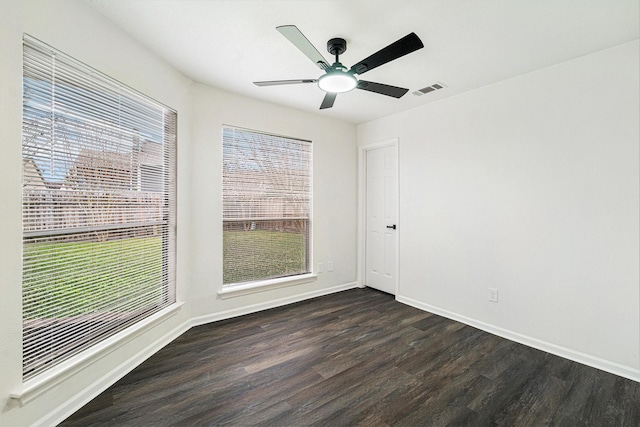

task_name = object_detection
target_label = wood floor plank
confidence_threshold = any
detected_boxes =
[60,288,640,427]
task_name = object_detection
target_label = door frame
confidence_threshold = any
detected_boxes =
[357,138,400,295]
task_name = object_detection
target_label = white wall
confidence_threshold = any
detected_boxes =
[358,40,640,380]
[0,1,358,426]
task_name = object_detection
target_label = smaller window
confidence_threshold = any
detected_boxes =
[222,127,312,286]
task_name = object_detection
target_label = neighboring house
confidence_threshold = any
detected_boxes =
[22,142,165,233]
[65,142,163,192]
[22,157,46,190]
[65,148,137,191]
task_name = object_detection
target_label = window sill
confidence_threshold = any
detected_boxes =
[218,274,318,299]
[11,302,184,405]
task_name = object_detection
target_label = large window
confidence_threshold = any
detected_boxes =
[22,36,177,380]
[222,127,311,285]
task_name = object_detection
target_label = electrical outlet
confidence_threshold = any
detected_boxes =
[317,262,323,273]
[328,261,334,272]
[488,288,499,303]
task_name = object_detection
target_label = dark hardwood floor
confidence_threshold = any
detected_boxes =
[60,288,640,427]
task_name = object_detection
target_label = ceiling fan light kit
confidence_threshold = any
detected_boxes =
[318,70,357,93]
[254,25,424,110]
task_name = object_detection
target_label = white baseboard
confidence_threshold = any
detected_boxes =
[396,295,640,383]
[191,282,360,327]
[37,281,359,426]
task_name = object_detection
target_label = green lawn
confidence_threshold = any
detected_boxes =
[223,229,307,284]
[23,236,163,320]
[23,230,307,321]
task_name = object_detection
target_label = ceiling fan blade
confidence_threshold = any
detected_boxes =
[277,25,330,70]
[254,79,317,86]
[357,80,409,98]
[320,92,337,109]
[350,33,424,75]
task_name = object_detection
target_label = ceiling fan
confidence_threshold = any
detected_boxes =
[254,25,424,110]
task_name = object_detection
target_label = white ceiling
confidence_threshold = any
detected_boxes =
[84,0,639,124]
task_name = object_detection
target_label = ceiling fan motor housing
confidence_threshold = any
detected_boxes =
[327,38,347,56]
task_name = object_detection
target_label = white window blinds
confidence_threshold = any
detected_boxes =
[22,35,177,380]
[222,127,311,285]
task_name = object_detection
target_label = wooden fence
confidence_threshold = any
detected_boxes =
[23,189,164,236]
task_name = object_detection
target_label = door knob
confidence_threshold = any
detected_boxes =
[386,225,396,230]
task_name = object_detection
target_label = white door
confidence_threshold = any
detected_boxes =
[365,144,398,294]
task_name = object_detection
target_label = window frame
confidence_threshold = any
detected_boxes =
[20,34,178,384]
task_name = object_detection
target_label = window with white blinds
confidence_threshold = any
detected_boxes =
[222,126,311,285]
[22,35,177,381]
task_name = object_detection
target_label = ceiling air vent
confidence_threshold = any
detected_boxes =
[413,82,446,96]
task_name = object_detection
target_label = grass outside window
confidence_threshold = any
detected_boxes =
[223,229,307,285]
